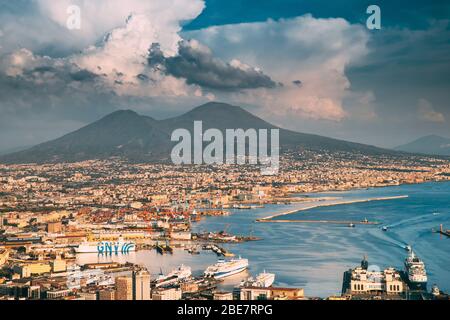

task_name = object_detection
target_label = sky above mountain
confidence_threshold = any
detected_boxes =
[0,0,449,151]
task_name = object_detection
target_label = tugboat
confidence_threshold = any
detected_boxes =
[431,284,440,297]
[155,241,173,255]
[404,250,428,291]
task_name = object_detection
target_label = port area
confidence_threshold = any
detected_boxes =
[256,195,408,224]
[137,242,238,257]
[193,231,261,243]
[137,233,257,257]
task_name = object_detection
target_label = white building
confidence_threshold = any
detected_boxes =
[152,287,182,300]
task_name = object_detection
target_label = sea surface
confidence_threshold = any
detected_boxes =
[77,181,450,297]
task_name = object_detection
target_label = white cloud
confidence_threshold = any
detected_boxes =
[70,14,199,98]
[0,3,373,132]
[36,0,205,51]
[417,98,445,123]
[1,0,209,99]
[185,15,370,121]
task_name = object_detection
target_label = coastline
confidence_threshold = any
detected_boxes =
[257,195,409,221]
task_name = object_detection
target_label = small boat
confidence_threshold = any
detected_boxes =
[382,226,388,232]
[187,247,200,255]
[348,223,355,228]
[431,284,440,296]
[405,244,412,252]
[223,251,235,257]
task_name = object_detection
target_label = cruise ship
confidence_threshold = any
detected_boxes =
[404,251,427,290]
[204,257,249,279]
[240,271,275,287]
[75,237,135,254]
[155,265,192,287]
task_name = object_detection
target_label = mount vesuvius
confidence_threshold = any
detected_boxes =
[0,102,400,164]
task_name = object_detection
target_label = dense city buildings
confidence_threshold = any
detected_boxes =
[0,149,449,300]
[133,270,151,300]
[115,276,133,301]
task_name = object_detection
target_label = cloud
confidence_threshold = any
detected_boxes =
[0,1,210,102]
[149,39,278,90]
[0,7,374,152]
[0,0,214,149]
[185,15,370,121]
[69,13,201,98]
[8,1,435,149]
[1,1,280,101]
[418,98,446,123]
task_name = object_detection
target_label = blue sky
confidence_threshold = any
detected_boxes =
[186,0,449,30]
[0,0,449,150]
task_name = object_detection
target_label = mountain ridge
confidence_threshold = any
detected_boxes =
[395,135,450,156]
[1,102,405,164]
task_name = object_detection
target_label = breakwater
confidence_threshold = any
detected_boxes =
[257,195,409,222]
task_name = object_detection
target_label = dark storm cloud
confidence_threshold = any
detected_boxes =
[148,41,278,90]
[70,70,99,82]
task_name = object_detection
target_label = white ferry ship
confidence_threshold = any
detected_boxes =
[240,271,275,287]
[404,250,427,290]
[204,257,249,279]
[75,237,135,254]
[155,265,192,288]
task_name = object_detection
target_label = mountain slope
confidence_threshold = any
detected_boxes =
[1,102,400,164]
[1,110,171,163]
[160,102,277,132]
[162,102,396,155]
[395,135,450,156]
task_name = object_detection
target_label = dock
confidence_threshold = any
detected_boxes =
[438,224,450,237]
[257,195,408,222]
[256,219,380,225]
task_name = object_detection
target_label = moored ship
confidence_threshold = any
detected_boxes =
[404,250,427,291]
[155,265,192,287]
[240,271,275,287]
[204,257,249,279]
[75,237,135,254]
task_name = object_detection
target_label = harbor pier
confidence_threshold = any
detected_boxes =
[256,219,380,225]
